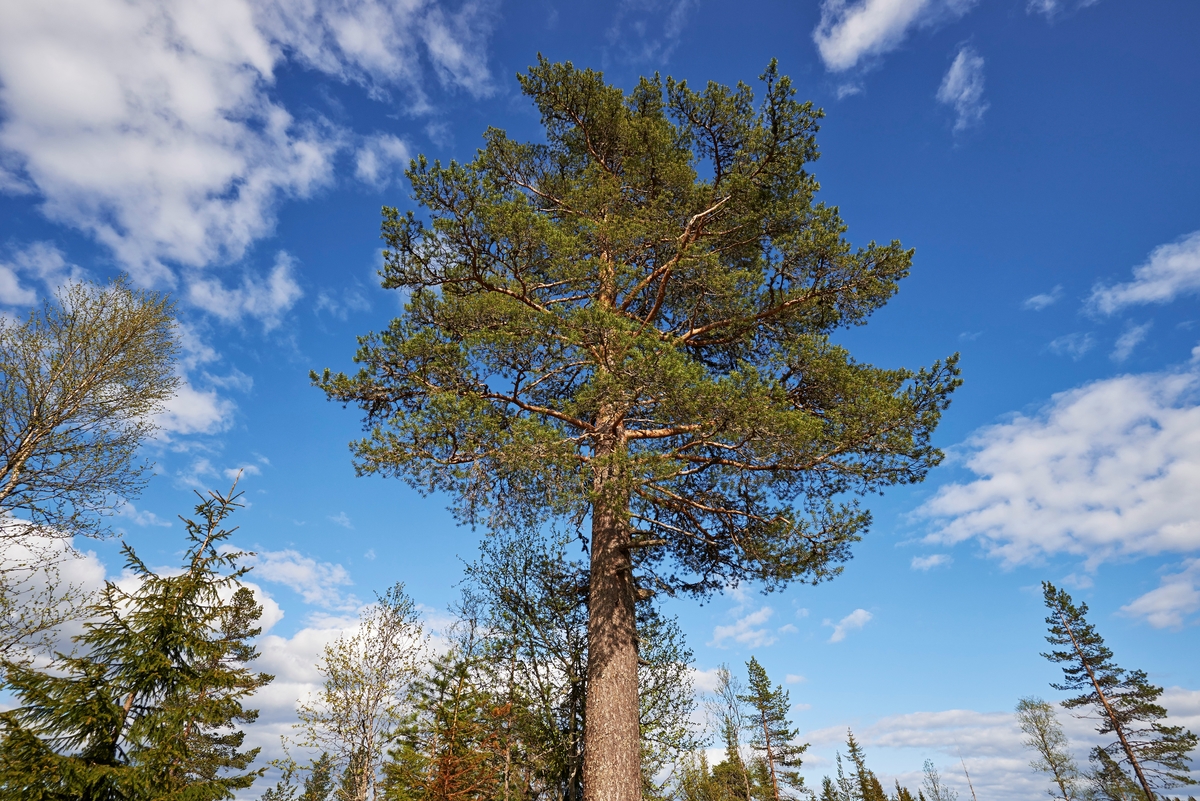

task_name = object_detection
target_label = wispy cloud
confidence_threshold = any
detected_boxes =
[186,251,304,332]
[937,45,988,132]
[1023,285,1063,311]
[711,606,777,648]
[354,133,410,189]
[813,0,976,73]
[1111,321,1152,363]
[246,548,358,611]
[826,608,873,642]
[1048,332,1094,360]
[1027,0,1101,21]
[1088,231,1200,315]
[328,512,353,530]
[911,554,952,571]
[607,0,698,63]
[1121,559,1200,629]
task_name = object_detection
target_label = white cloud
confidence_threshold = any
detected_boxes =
[0,241,86,305]
[257,0,495,106]
[1023,285,1062,311]
[911,553,952,571]
[813,0,975,73]
[0,0,494,288]
[1088,231,1200,315]
[1121,559,1200,629]
[785,674,807,684]
[1027,0,1101,20]
[327,512,353,530]
[186,250,303,331]
[156,379,237,437]
[246,548,358,611]
[826,608,872,642]
[115,500,172,528]
[710,605,777,648]
[1048,332,1094,360]
[607,0,698,63]
[224,464,263,481]
[1111,321,1152,363]
[354,133,410,188]
[919,366,1200,567]
[936,45,988,132]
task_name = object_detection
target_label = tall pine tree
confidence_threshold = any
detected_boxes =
[316,58,961,801]
[1042,582,1198,799]
[0,483,270,801]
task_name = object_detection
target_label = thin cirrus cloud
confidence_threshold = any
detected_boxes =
[918,365,1200,568]
[937,45,988,132]
[911,553,952,571]
[0,0,495,288]
[186,251,304,332]
[1027,0,1101,20]
[1088,230,1200,315]
[1022,285,1063,311]
[1111,321,1152,363]
[826,608,872,642]
[812,0,976,73]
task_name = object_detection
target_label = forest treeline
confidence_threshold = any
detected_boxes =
[1,487,1195,801]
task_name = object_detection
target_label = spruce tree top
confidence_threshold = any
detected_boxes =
[316,58,961,596]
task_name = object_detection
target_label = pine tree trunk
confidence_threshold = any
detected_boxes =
[582,444,641,801]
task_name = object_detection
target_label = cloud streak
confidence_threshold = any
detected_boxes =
[813,0,976,73]
[937,45,988,132]
[1088,231,1200,315]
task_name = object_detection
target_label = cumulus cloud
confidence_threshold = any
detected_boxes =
[711,606,777,648]
[936,45,988,132]
[919,366,1200,567]
[826,608,872,642]
[813,0,976,73]
[354,133,410,189]
[245,548,359,611]
[911,553,952,571]
[0,0,494,287]
[1023,285,1062,311]
[1121,559,1200,629]
[1111,321,1152,363]
[155,379,237,437]
[1088,231,1200,315]
[186,251,304,331]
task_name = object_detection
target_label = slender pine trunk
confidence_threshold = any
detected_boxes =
[582,438,641,801]
[1059,611,1157,800]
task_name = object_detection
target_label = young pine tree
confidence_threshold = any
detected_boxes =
[0,483,271,801]
[739,657,808,801]
[381,648,506,801]
[1042,582,1198,799]
[316,57,961,801]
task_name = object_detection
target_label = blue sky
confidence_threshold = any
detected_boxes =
[2,0,1199,796]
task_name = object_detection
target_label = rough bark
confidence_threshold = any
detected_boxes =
[582,442,641,801]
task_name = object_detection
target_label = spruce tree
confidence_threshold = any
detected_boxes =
[1041,582,1198,799]
[0,483,270,801]
[316,58,960,801]
[739,658,808,801]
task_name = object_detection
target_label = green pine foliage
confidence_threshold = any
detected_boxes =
[818,732,924,801]
[381,649,507,801]
[1042,582,1199,798]
[0,483,271,801]
[738,657,808,801]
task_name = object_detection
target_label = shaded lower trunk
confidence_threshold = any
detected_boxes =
[582,467,640,801]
